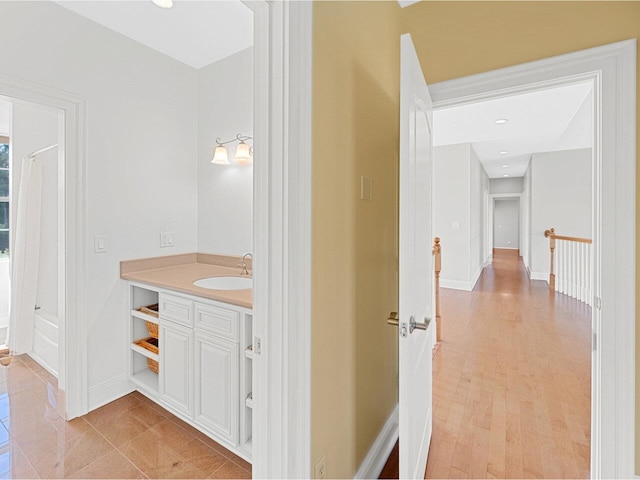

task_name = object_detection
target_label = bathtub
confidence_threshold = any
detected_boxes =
[31,308,58,377]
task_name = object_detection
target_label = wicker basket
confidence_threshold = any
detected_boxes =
[139,303,159,317]
[134,337,158,354]
[133,337,159,374]
[147,358,159,374]
[146,321,159,339]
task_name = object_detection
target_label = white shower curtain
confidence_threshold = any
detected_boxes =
[8,157,42,354]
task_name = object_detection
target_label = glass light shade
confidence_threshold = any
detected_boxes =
[211,145,230,165]
[234,141,252,165]
[152,0,174,8]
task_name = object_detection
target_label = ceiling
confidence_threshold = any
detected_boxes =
[55,1,253,69]
[433,82,593,179]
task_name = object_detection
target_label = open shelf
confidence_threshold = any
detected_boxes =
[131,309,159,324]
[131,342,159,361]
[131,368,158,391]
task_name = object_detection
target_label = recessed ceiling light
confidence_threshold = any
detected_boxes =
[500,151,508,155]
[495,119,508,124]
[152,0,173,8]
[503,174,509,177]
[502,164,509,168]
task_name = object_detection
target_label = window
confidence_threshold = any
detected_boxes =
[0,143,8,258]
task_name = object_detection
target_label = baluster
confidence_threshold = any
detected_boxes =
[545,228,556,290]
[561,240,566,294]
[570,242,578,298]
[580,243,587,302]
[432,237,441,343]
[556,240,562,293]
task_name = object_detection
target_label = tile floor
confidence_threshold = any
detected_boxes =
[0,355,252,479]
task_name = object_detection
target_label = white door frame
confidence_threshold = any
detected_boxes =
[488,193,522,254]
[429,40,636,478]
[0,73,88,420]
[245,1,312,478]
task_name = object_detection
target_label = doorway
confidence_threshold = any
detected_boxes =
[428,40,636,477]
[492,198,519,252]
[1,97,64,379]
[0,72,86,421]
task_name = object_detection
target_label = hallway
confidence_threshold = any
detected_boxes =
[426,249,591,478]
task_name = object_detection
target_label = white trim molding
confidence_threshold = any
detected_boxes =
[354,404,399,479]
[0,73,88,420]
[247,1,312,478]
[430,39,636,479]
[529,271,550,283]
[88,373,134,412]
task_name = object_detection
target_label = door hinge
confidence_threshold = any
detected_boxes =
[593,332,597,352]
[254,337,262,355]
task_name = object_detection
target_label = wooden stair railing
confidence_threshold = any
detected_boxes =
[433,237,442,342]
[544,228,593,305]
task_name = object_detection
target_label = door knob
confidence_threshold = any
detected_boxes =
[387,311,399,327]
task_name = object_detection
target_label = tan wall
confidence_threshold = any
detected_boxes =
[312,1,401,477]
[400,1,640,471]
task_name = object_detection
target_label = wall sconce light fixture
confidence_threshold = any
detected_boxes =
[211,133,253,165]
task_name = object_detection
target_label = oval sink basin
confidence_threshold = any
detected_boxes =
[193,276,252,290]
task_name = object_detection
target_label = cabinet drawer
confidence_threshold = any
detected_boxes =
[194,303,239,341]
[159,293,193,327]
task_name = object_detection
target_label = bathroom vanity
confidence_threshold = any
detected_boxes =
[121,253,253,462]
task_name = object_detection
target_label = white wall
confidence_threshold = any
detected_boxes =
[434,145,471,287]
[490,177,524,194]
[470,146,489,284]
[493,198,519,249]
[433,143,489,290]
[0,2,199,407]
[529,148,592,279]
[10,101,60,319]
[198,48,253,256]
[522,163,532,269]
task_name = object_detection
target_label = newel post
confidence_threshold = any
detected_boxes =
[544,228,556,290]
[433,237,442,342]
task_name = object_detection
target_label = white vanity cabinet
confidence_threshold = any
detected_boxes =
[194,330,239,445]
[127,284,253,461]
[159,319,193,417]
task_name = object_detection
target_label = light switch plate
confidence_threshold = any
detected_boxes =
[94,235,107,254]
[361,176,372,201]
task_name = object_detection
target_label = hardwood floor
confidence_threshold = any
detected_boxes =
[381,249,591,479]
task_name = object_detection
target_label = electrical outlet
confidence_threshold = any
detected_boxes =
[314,454,326,479]
[160,232,175,248]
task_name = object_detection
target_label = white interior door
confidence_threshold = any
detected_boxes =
[398,33,434,479]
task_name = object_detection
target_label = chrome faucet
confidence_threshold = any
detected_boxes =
[239,252,253,275]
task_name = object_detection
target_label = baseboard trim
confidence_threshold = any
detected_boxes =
[529,271,549,282]
[27,351,58,378]
[470,266,483,290]
[440,279,473,291]
[88,374,134,412]
[354,404,399,479]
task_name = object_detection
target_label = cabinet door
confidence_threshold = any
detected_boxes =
[194,331,239,445]
[159,320,193,417]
